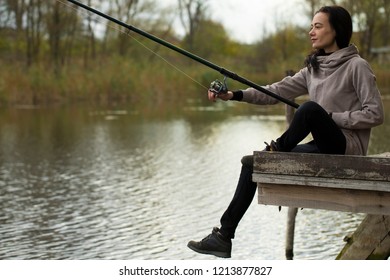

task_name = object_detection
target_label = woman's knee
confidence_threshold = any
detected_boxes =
[295,101,328,120]
[297,101,323,113]
[241,155,253,167]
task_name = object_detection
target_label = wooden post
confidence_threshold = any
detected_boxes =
[284,70,297,260]
[285,207,298,260]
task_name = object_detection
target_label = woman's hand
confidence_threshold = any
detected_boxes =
[207,90,233,102]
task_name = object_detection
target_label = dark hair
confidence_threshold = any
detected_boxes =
[305,6,353,71]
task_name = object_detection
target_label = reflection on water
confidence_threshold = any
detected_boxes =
[0,100,389,260]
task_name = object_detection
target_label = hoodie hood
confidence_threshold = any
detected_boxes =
[316,44,360,69]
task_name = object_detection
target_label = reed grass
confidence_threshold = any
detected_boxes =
[1,57,389,107]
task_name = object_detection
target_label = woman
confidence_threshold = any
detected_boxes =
[187,6,384,258]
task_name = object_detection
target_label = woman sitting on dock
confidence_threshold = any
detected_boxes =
[187,5,384,258]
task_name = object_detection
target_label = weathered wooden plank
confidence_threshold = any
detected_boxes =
[258,183,390,215]
[254,151,390,259]
[253,173,390,192]
[253,151,390,181]
[336,215,390,259]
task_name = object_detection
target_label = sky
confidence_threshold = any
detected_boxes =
[170,0,309,44]
[208,0,308,43]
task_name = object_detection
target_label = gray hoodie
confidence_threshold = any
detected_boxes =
[241,45,384,155]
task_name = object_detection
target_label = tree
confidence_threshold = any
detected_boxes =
[178,0,208,52]
[83,0,98,67]
[342,0,382,58]
[0,0,27,62]
[304,0,340,16]
[0,0,25,32]
[25,0,43,67]
[46,1,81,72]
[107,0,160,56]
[188,19,230,59]
[254,25,309,74]
[379,0,390,46]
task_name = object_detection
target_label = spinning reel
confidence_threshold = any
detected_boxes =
[209,76,228,96]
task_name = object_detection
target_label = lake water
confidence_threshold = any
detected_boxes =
[1,99,389,260]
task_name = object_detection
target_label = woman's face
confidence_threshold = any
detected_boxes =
[309,12,339,53]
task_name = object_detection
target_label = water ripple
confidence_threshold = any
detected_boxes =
[1,106,388,260]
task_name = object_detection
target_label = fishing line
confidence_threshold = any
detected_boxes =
[56,0,208,91]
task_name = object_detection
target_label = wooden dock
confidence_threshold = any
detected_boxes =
[253,151,390,259]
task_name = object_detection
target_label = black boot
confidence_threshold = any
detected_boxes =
[264,140,279,151]
[187,227,232,258]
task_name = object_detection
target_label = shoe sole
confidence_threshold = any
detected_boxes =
[187,243,231,258]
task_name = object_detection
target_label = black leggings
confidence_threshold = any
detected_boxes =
[219,101,346,239]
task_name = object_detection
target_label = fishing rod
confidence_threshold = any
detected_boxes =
[66,0,300,109]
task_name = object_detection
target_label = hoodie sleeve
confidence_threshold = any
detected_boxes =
[241,68,308,105]
[331,58,384,130]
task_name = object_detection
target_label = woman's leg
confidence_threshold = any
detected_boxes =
[219,102,346,239]
[187,155,257,258]
[187,101,346,257]
[218,141,322,240]
[219,155,256,239]
[276,101,346,155]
